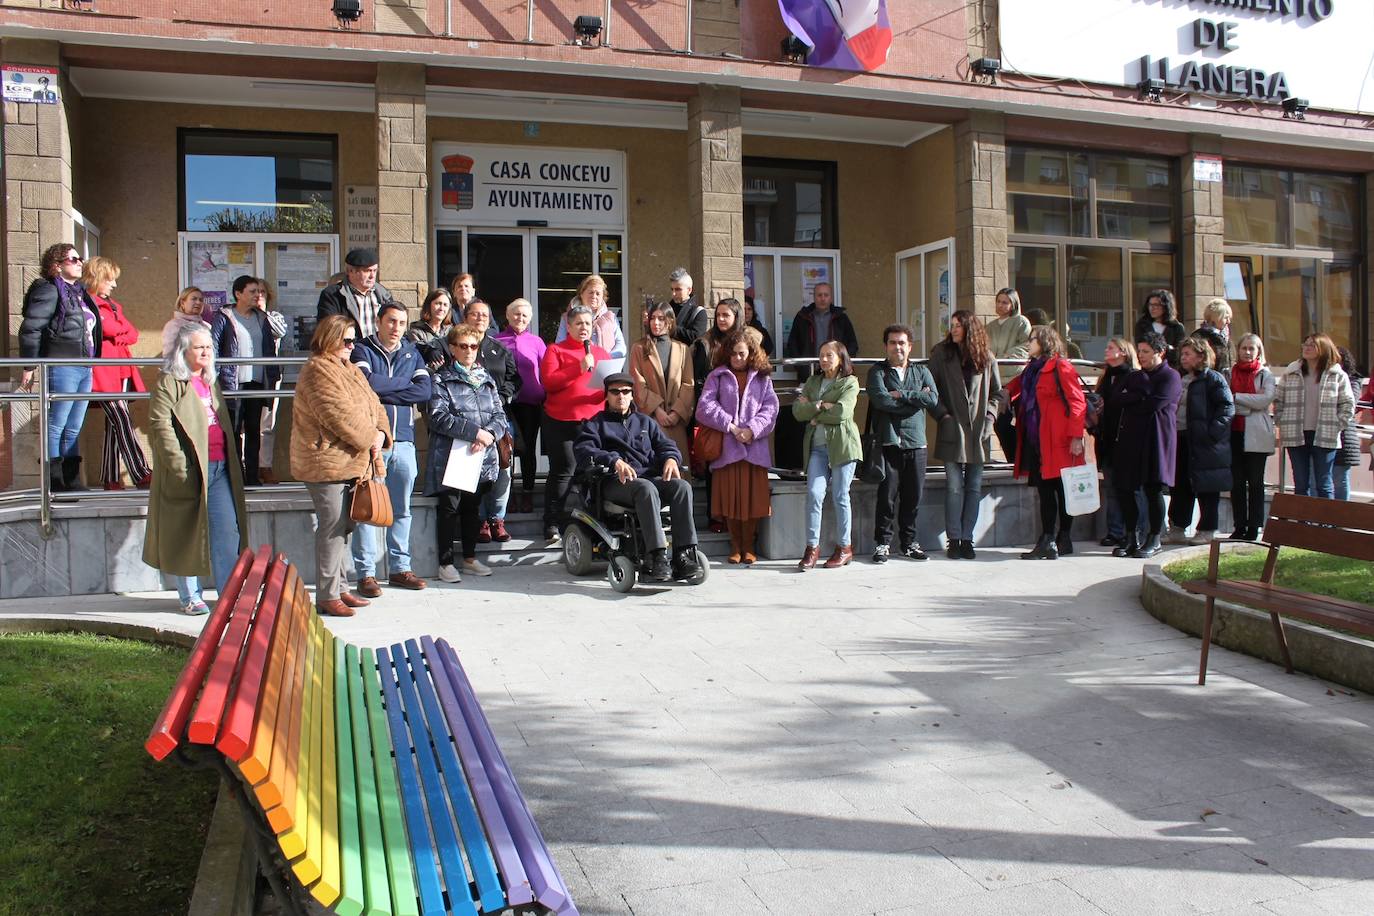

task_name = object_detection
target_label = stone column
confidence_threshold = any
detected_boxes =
[375,63,428,312]
[686,85,744,308]
[1181,135,1225,326]
[692,0,742,56]
[953,111,1007,319]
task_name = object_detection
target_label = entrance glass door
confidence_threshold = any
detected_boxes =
[466,232,526,318]
[534,234,594,341]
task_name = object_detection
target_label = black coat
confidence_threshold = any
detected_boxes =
[316,280,397,335]
[477,331,522,406]
[1133,314,1187,368]
[574,407,681,477]
[1110,362,1182,490]
[1194,324,1232,374]
[19,277,103,359]
[671,297,709,346]
[1183,368,1235,493]
[1093,363,1133,469]
[784,304,859,359]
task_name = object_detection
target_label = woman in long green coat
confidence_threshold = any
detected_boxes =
[143,324,249,614]
[793,340,861,570]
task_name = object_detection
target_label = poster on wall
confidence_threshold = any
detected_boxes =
[2,65,59,104]
[267,243,334,373]
[344,186,378,252]
[800,261,831,304]
[188,241,255,308]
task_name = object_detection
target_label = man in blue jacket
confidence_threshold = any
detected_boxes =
[350,301,433,594]
[574,373,699,582]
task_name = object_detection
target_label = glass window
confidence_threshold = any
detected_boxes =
[1322,261,1359,356]
[1010,245,1058,328]
[182,130,336,233]
[1065,246,1123,361]
[1008,147,1089,237]
[1223,165,1288,246]
[1294,173,1359,251]
[1265,257,1317,366]
[1095,154,1174,244]
[743,159,837,249]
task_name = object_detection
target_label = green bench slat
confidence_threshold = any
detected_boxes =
[362,648,421,916]
[333,639,365,916]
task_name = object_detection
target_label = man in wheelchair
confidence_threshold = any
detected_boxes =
[574,373,700,582]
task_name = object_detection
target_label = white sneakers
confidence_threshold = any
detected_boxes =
[1164,526,1190,545]
[1187,530,1216,546]
[437,564,462,583]
[461,558,493,577]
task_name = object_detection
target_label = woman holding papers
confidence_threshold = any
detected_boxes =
[425,324,509,583]
[290,314,391,617]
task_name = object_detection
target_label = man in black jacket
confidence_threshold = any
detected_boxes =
[783,283,858,359]
[668,267,708,346]
[574,373,699,582]
[316,247,395,340]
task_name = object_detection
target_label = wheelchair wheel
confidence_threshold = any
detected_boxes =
[607,554,637,593]
[562,524,595,576]
[687,548,710,586]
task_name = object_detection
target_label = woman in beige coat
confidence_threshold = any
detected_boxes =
[291,314,392,617]
[143,323,249,614]
[629,301,695,473]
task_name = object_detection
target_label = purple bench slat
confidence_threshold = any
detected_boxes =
[433,638,578,916]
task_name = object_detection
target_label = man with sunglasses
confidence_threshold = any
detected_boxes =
[574,373,700,582]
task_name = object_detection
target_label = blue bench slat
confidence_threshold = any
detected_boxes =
[420,636,534,910]
[404,639,507,914]
[376,646,449,916]
[433,638,578,916]
[388,643,481,916]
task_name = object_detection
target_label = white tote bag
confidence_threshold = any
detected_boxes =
[1061,462,1101,516]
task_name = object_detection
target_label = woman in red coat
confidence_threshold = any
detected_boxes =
[85,257,151,489]
[1004,325,1087,559]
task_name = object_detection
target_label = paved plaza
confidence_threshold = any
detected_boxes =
[6,547,1373,915]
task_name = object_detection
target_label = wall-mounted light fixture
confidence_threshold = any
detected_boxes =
[971,57,1001,84]
[572,15,604,47]
[332,0,363,28]
[781,36,811,64]
[1137,78,1165,103]
[1282,97,1309,120]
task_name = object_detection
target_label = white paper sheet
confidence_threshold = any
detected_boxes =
[442,440,484,493]
[592,357,626,387]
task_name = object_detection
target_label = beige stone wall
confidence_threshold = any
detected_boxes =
[376,64,428,311]
[954,111,1007,321]
[898,127,957,251]
[687,85,744,307]
[376,0,429,36]
[1181,135,1225,327]
[693,0,741,56]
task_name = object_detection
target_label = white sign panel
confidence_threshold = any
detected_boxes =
[432,143,625,229]
[1000,0,1374,114]
[2,65,59,104]
[1195,155,1223,183]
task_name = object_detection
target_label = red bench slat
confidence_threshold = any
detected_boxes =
[217,553,290,760]
[188,546,272,745]
[144,548,255,761]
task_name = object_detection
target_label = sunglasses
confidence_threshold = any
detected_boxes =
[606,387,633,395]
[453,342,480,351]
[63,255,83,264]
[342,338,357,347]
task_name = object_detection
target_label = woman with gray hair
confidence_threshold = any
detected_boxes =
[142,323,249,615]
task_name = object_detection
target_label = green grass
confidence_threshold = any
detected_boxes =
[1166,547,1374,606]
[0,633,218,916]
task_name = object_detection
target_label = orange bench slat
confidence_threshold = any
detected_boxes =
[188,546,272,745]
[218,554,291,760]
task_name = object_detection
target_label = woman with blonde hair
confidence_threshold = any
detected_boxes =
[1274,332,1354,499]
[162,287,210,357]
[1196,297,1233,373]
[85,256,152,490]
[1226,333,1276,540]
[1095,336,1143,549]
[290,314,392,616]
[555,274,625,357]
[629,300,695,472]
[1167,336,1234,546]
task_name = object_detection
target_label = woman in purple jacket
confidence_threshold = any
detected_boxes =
[695,330,779,565]
[495,298,546,514]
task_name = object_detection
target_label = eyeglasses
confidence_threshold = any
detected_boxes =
[62,255,83,264]
[453,342,480,351]
[606,387,633,396]
[342,338,357,347]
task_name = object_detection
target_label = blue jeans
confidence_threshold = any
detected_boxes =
[47,365,92,459]
[351,441,418,577]
[944,462,984,541]
[1288,431,1336,499]
[175,461,241,604]
[479,466,512,520]
[806,442,856,548]
[1102,466,1147,540]
[1334,463,1352,501]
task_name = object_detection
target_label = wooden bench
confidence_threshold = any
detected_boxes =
[146,545,577,916]
[1181,493,1374,686]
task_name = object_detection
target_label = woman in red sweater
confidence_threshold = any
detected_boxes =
[539,305,612,540]
[86,256,151,489]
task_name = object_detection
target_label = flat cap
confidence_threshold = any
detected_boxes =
[344,247,379,268]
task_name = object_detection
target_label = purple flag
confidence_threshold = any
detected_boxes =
[778,0,893,72]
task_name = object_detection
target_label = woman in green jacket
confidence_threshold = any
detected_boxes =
[794,341,862,569]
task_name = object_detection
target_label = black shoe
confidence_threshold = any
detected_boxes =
[901,543,927,561]
[1021,535,1059,560]
[61,456,88,492]
[945,541,961,560]
[48,459,67,493]
[671,547,700,581]
[1100,535,1122,547]
[544,524,560,541]
[959,539,976,560]
[1132,535,1162,559]
[1112,535,1140,558]
[649,549,673,581]
[1055,531,1074,556]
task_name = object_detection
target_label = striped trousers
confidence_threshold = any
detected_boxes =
[101,379,151,486]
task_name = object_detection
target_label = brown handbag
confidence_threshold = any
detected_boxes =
[349,460,394,527]
[497,432,513,470]
[690,423,724,476]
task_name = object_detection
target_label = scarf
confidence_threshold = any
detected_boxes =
[450,361,491,390]
[1020,357,1046,453]
[1231,359,1260,430]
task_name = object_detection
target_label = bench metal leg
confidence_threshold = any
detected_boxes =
[1270,611,1295,674]
[1198,595,1216,685]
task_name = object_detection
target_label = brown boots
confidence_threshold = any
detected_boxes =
[823,545,854,568]
[726,519,761,565]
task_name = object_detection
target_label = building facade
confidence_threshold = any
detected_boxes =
[2,0,1369,409]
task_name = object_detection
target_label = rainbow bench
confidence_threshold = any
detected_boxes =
[147,546,577,916]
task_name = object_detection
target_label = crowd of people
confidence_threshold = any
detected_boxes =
[17,240,1374,616]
